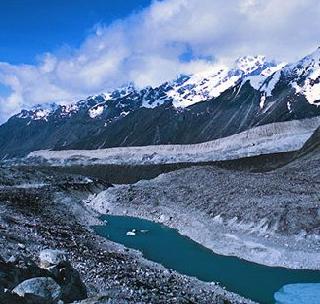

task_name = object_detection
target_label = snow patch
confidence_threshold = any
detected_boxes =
[120,111,130,117]
[33,109,51,121]
[169,56,277,108]
[248,63,285,92]
[88,105,104,118]
[259,94,266,109]
[261,70,282,97]
[60,104,79,117]
[292,70,320,105]
[235,55,266,74]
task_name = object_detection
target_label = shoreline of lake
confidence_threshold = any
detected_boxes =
[93,214,320,304]
[87,166,320,271]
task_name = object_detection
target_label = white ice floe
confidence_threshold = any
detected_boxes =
[126,229,136,236]
[274,283,320,304]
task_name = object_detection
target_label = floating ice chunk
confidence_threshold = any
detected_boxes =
[126,229,137,236]
[274,283,320,304]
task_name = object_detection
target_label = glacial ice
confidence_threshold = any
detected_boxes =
[274,283,320,304]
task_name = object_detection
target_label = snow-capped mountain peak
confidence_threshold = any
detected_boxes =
[286,48,320,105]
[255,48,320,107]
[4,49,320,159]
[13,55,279,122]
[13,49,320,126]
[168,55,277,108]
[235,55,267,74]
[17,103,59,121]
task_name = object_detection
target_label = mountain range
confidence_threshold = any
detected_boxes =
[1,48,320,158]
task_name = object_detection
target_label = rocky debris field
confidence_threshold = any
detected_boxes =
[0,166,253,304]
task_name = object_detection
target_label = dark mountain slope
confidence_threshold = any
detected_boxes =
[63,82,320,151]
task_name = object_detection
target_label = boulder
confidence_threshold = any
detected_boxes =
[0,255,49,290]
[48,261,87,303]
[0,251,87,303]
[12,277,62,304]
[39,249,67,269]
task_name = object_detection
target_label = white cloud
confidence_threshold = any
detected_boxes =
[0,0,320,123]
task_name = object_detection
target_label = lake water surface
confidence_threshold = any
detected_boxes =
[93,215,320,304]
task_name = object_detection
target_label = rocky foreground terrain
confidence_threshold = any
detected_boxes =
[0,166,252,303]
[1,126,319,303]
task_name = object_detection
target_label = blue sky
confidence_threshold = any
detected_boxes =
[0,0,151,65]
[0,0,319,123]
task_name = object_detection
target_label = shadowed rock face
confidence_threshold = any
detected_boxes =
[51,89,320,151]
[0,255,50,292]
[299,126,320,155]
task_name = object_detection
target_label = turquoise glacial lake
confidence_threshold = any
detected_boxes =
[94,215,320,304]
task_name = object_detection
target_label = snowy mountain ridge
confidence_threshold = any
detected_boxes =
[2,49,320,159]
[11,49,320,125]
[286,47,320,105]
[13,55,282,122]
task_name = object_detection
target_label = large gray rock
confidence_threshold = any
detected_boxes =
[0,252,87,303]
[39,249,87,302]
[39,249,67,269]
[0,255,50,290]
[12,277,62,304]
